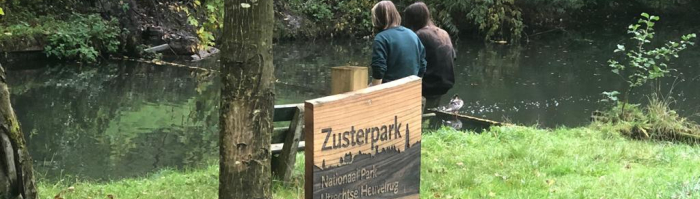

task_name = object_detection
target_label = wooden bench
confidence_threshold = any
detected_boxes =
[270,104,305,181]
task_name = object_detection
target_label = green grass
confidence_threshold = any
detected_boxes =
[422,126,700,198]
[39,165,219,199]
[39,126,700,199]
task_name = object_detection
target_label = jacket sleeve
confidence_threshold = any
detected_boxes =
[371,38,387,80]
[418,41,427,77]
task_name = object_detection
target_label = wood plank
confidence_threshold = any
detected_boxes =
[427,109,507,132]
[272,127,289,144]
[273,105,305,181]
[305,76,422,199]
[429,110,505,126]
[144,44,170,53]
[274,103,302,122]
[271,141,306,154]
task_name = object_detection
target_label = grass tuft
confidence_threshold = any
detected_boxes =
[593,94,700,143]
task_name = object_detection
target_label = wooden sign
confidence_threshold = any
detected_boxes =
[305,76,422,199]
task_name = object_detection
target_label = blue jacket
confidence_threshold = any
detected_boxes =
[371,26,426,83]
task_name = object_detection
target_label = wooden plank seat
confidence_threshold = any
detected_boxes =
[270,104,305,182]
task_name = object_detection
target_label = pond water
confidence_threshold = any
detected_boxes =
[6,27,700,181]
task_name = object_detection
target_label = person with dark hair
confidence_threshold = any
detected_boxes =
[370,1,426,86]
[404,2,456,112]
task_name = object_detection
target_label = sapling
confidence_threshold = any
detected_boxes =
[606,12,696,117]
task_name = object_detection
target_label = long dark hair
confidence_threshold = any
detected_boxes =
[403,2,434,32]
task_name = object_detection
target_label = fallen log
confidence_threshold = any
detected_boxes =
[143,44,170,53]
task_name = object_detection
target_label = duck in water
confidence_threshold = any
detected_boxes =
[444,94,463,114]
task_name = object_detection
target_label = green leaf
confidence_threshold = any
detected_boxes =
[641,13,650,19]
[602,91,620,102]
[0,7,4,15]
[614,44,625,53]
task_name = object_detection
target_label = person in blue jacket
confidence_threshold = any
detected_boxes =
[370,1,426,86]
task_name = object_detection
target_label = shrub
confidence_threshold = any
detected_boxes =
[43,14,122,62]
[466,0,524,42]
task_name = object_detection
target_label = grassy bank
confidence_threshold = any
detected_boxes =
[39,125,700,198]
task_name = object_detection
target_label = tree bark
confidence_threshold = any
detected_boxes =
[219,0,274,199]
[0,65,37,199]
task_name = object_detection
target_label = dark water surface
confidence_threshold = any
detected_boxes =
[6,31,700,180]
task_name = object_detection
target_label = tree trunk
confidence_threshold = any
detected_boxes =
[219,0,274,199]
[0,65,37,199]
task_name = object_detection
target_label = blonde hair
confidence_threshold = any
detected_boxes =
[371,1,402,32]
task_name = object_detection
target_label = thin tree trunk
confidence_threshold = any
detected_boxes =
[620,86,634,120]
[219,0,274,199]
[0,65,37,199]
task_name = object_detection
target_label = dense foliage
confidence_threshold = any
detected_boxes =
[1,0,123,62]
[44,14,123,62]
[183,0,223,49]
[1,0,699,59]
[0,13,123,62]
[285,0,376,37]
[279,0,699,42]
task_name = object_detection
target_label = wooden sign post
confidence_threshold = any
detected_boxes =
[305,76,422,199]
[331,66,369,95]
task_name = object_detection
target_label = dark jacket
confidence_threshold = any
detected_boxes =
[371,26,426,83]
[416,25,455,96]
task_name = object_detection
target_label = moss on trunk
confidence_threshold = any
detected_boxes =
[0,65,37,199]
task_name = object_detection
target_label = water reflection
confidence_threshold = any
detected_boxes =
[10,62,219,180]
[443,119,463,130]
[5,34,700,180]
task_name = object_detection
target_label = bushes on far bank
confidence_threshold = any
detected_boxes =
[0,13,123,63]
[43,14,123,62]
[277,0,700,42]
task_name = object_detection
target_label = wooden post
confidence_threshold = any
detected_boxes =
[272,105,304,182]
[331,66,368,95]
